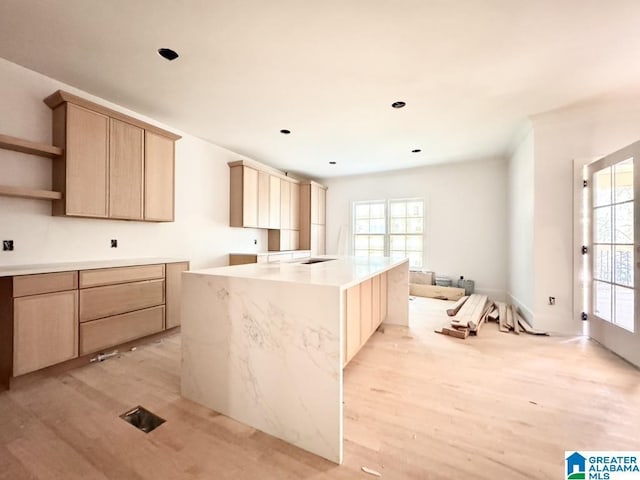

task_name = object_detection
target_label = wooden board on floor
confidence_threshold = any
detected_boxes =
[451,294,488,329]
[435,325,469,339]
[496,301,509,332]
[410,284,465,300]
[446,296,469,316]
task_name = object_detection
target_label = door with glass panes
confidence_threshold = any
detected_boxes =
[586,141,640,366]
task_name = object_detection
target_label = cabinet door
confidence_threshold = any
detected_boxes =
[65,103,109,217]
[290,182,300,230]
[280,180,291,229]
[144,131,175,222]
[166,262,189,329]
[380,272,388,323]
[310,184,320,224]
[242,166,259,227]
[269,176,281,229]
[109,119,144,220]
[372,274,381,330]
[360,278,373,343]
[258,171,270,228]
[318,187,326,225]
[290,229,300,250]
[311,224,326,255]
[13,290,78,376]
[346,284,361,363]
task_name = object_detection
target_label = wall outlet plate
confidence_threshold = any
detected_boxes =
[2,240,14,251]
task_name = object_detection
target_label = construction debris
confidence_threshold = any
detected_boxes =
[361,466,382,477]
[435,294,549,339]
[446,295,469,316]
[409,283,465,301]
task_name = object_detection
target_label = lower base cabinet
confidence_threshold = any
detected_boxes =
[4,260,189,383]
[13,290,78,376]
[80,305,165,355]
[343,271,388,367]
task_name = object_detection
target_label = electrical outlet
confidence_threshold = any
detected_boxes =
[548,296,556,305]
[254,239,257,245]
[111,239,118,248]
[2,240,14,251]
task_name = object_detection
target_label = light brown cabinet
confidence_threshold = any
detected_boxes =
[46,90,180,222]
[269,175,281,229]
[144,131,175,222]
[1,260,189,385]
[165,261,190,329]
[79,279,165,323]
[53,103,109,218]
[300,181,327,255]
[258,171,270,228]
[12,273,79,377]
[229,162,303,251]
[109,119,144,220]
[343,271,389,367]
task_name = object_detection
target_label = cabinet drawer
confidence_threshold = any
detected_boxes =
[79,264,165,288]
[13,271,78,298]
[80,279,164,322]
[13,290,78,376]
[80,305,164,355]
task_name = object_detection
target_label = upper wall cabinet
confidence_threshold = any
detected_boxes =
[45,90,181,222]
[229,160,297,230]
[300,181,327,255]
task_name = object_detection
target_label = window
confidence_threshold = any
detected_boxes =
[353,198,424,268]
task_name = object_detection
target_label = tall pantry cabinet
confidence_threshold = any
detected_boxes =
[300,181,327,255]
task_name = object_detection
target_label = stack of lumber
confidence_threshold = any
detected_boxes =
[435,295,548,340]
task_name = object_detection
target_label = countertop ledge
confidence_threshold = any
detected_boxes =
[0,257,189,277]
[187,255,408,289]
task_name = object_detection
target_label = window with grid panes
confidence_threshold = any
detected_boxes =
[352,198,424,268]
[353,201,386,259]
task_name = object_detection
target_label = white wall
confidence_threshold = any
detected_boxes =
[531,89,640,334]
[323,158,508,300]
[507,127,535,320]
[0,58,267,269]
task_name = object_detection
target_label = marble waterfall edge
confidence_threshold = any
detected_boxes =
[181,273,343,463]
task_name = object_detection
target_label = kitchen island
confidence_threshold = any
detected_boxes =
[180,256,409,464]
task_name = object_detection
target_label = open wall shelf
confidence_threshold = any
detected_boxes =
[0,133,64,201]
[0,134,63,158]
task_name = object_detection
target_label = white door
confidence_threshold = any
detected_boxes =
[586,141,639,365]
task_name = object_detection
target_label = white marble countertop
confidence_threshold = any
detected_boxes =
[229,250,311,256]
[187,255,408,289]
[0,257,189,277]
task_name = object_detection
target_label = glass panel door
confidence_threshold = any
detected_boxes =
[586,141,640,366]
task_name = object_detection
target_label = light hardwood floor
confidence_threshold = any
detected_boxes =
[1,297,639,479]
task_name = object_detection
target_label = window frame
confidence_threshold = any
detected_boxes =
[352,197,425,268]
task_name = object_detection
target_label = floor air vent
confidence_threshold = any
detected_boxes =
[120,406,165,433]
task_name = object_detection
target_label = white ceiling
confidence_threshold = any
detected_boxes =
[1,0,640,178]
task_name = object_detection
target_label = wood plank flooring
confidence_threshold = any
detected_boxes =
[1,297,640,479]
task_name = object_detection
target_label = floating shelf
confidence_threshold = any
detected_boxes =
[0,133,64,202]
[0,185,63,201]
[0,134,63,158]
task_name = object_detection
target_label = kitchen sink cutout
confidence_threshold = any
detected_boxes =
[300,258,336,264]
[120,405,165,433]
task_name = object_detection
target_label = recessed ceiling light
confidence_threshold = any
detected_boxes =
[329,161,336,165]
[157,48,179,61]
[412,149,421,153]
[391,101,406,109]
[280,129,291,134]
